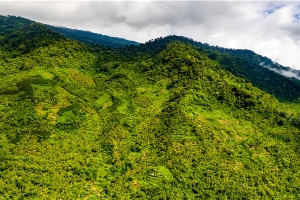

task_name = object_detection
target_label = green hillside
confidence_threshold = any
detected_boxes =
[121,36,300,101]
[0,15,139,49]
[0,15,33,37]
[0,23,65,56]
[1,20,300,199]
[48,26,139,48]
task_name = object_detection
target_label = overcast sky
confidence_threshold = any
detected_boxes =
[1,1,300,69]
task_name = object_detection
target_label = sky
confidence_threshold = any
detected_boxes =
[1,1,300,69]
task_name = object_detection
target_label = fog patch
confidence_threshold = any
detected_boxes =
[260,62,300,80]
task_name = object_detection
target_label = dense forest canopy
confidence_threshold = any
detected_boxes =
[122,35,300,101]
[48,26,139,48]
[0,15,34,37]
[1,15,300,199]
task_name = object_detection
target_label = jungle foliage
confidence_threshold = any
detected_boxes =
[0,15,34,37]
[1,16,300,199]
[48,26,139,48]
[119,35,300,101]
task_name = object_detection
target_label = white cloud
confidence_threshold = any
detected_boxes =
[1,1,300,69]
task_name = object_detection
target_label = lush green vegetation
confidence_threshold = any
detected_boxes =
[0,23,65,56]
[1,16,300,199]
[0,15,139,49]
[0,15,33,37]
[48,26,139,48]
[121,35,300,101]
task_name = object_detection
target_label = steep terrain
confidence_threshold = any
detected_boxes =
[48,25,139,48]
[0,23,65,55]
[0,15,138,49]
[122,36,300,101]
[2,14,300,96]
[1,17,300,199]
[0,15,34,37]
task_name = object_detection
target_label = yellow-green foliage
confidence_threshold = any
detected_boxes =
[1,37,300,200]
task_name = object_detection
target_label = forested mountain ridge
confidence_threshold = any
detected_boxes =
[0,15,34,37]
[1,14,300,97]
[1,16,300,199]
[48,25,139,48]
[120,35,300,101]
[0,15,138,48]
[0,23,65,56]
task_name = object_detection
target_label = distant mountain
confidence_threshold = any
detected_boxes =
[119,35,300,101]
[0,15,139,48]
[47,25,139,48]
[204,43,300,82]
[1,16,300,101]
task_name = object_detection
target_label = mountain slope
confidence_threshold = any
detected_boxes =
[1,21,300,199]
[0,15,33,37]
[119,35,300,101]
[0,23,65,55]
[2,15,299,101]
[0,15,139,48]
[48,25,139,48]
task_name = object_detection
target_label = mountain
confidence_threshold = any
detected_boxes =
[0,23,65,56]
[0,15,33,37]
[119,35,300,101]
[0,15,139,48]
[1,16,300,199]
[48,25,139,48]
[2,14,299,90]
[200,40,300,83]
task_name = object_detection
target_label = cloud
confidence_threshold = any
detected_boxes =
[266,66,300,80]
[1,1,300,69]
